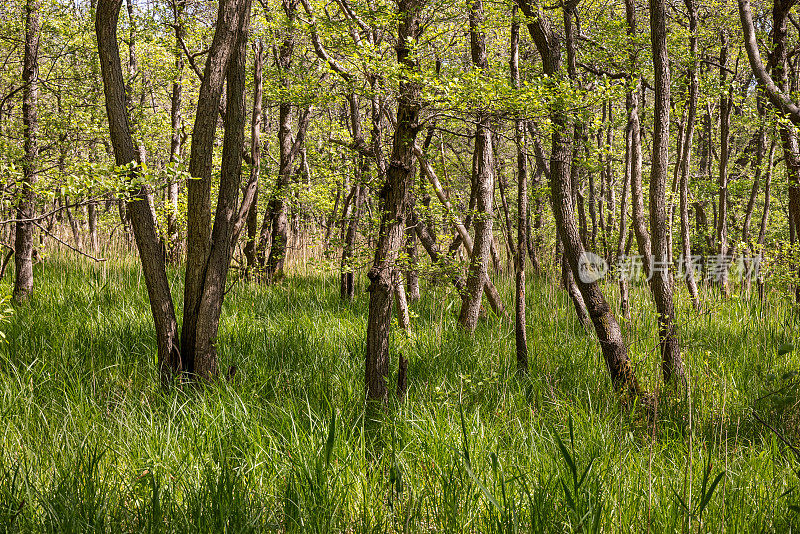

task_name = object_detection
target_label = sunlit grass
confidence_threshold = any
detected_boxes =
[1,251,799,531]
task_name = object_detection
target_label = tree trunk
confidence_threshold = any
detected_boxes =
[757,133,777,295]
[64,196,83,250]
[679,0,701,310]
[167,0,185,263]
[244,40,264,275]
[415,146,506,316]
[511,6,528,375]
[649,0,685,386]
[405,226,421,302]
[625,0,652,280]
[458,0,495,332]
[518,0,639,396]
[411,209,469,303]
[365,0,424,404]
[14,0,39,303]
[97,0,181,386]
[180,0,251,378]
[341,182,366,300]
[715,31,731,295]
[264,5,308,283]
[190,5,250,379]
[88,201,98,253]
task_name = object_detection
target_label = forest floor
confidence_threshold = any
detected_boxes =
[1,253,799,532]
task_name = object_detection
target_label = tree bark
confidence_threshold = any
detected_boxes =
[405,226,421,302]
[715,31,732,295]
[365,0,424,404]
[264,2,309,283]
[511,6,528,375]
[679,0,701,310]
[458,0,495,333]
[414,145,506,317]
[626,0,652,281]
[167,0,185,262]
[97,0,181,385]
[14,0,39,303]
[517,0,639,396]
[649,0,685,386]
[244,40,264,275]
[181,0,251,378]
[191,5,251,379]
[738,0,800,126]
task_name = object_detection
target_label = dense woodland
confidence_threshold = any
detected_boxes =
[2,0,800,530]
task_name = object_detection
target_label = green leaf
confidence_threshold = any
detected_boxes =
[778,343,794,356]
[324,411,336,467]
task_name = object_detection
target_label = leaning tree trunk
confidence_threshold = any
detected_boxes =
[365,0,424,404]
[517,0,640,396]
[14,0,39,304]
[97,0,181,385]
[649,0,685,386]
[739,0,800,302]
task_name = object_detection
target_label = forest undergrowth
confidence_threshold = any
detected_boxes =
[1,253,799,532]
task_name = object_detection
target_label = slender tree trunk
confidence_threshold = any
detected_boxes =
[680,0,701,310]
[341,180,366,300]
[64,196,83,250]
[244,40,264,275]
[618,105,632,319]
[14,0,39,303]
[415,146,506,316]
[626,0,652,280]
[365,0,424,403]
[97,0,181,385]
[716,31,732,295]
[742,110,766,292]
[405,226,421,302]
[757,133,776,296]
[167,0,185,262]
[88,201,98,253]
[458,0,495,332]
[264,99,294,282]
[412,209,469,303]
[605,101,616,264]
[511,6,528,374]
[649,0,685,386]
[518,0,639,396]
[264,5,308,282]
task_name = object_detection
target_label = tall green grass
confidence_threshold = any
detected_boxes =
[1,253,799,532]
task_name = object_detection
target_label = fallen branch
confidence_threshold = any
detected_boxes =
[32,221,106,262]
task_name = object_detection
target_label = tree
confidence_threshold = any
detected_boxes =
[365,0,425,404]
[458,0,495,333]
[648,0,685,386]
[516,0,640,396]
[97,0,253,384]
[13,0,39,303]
